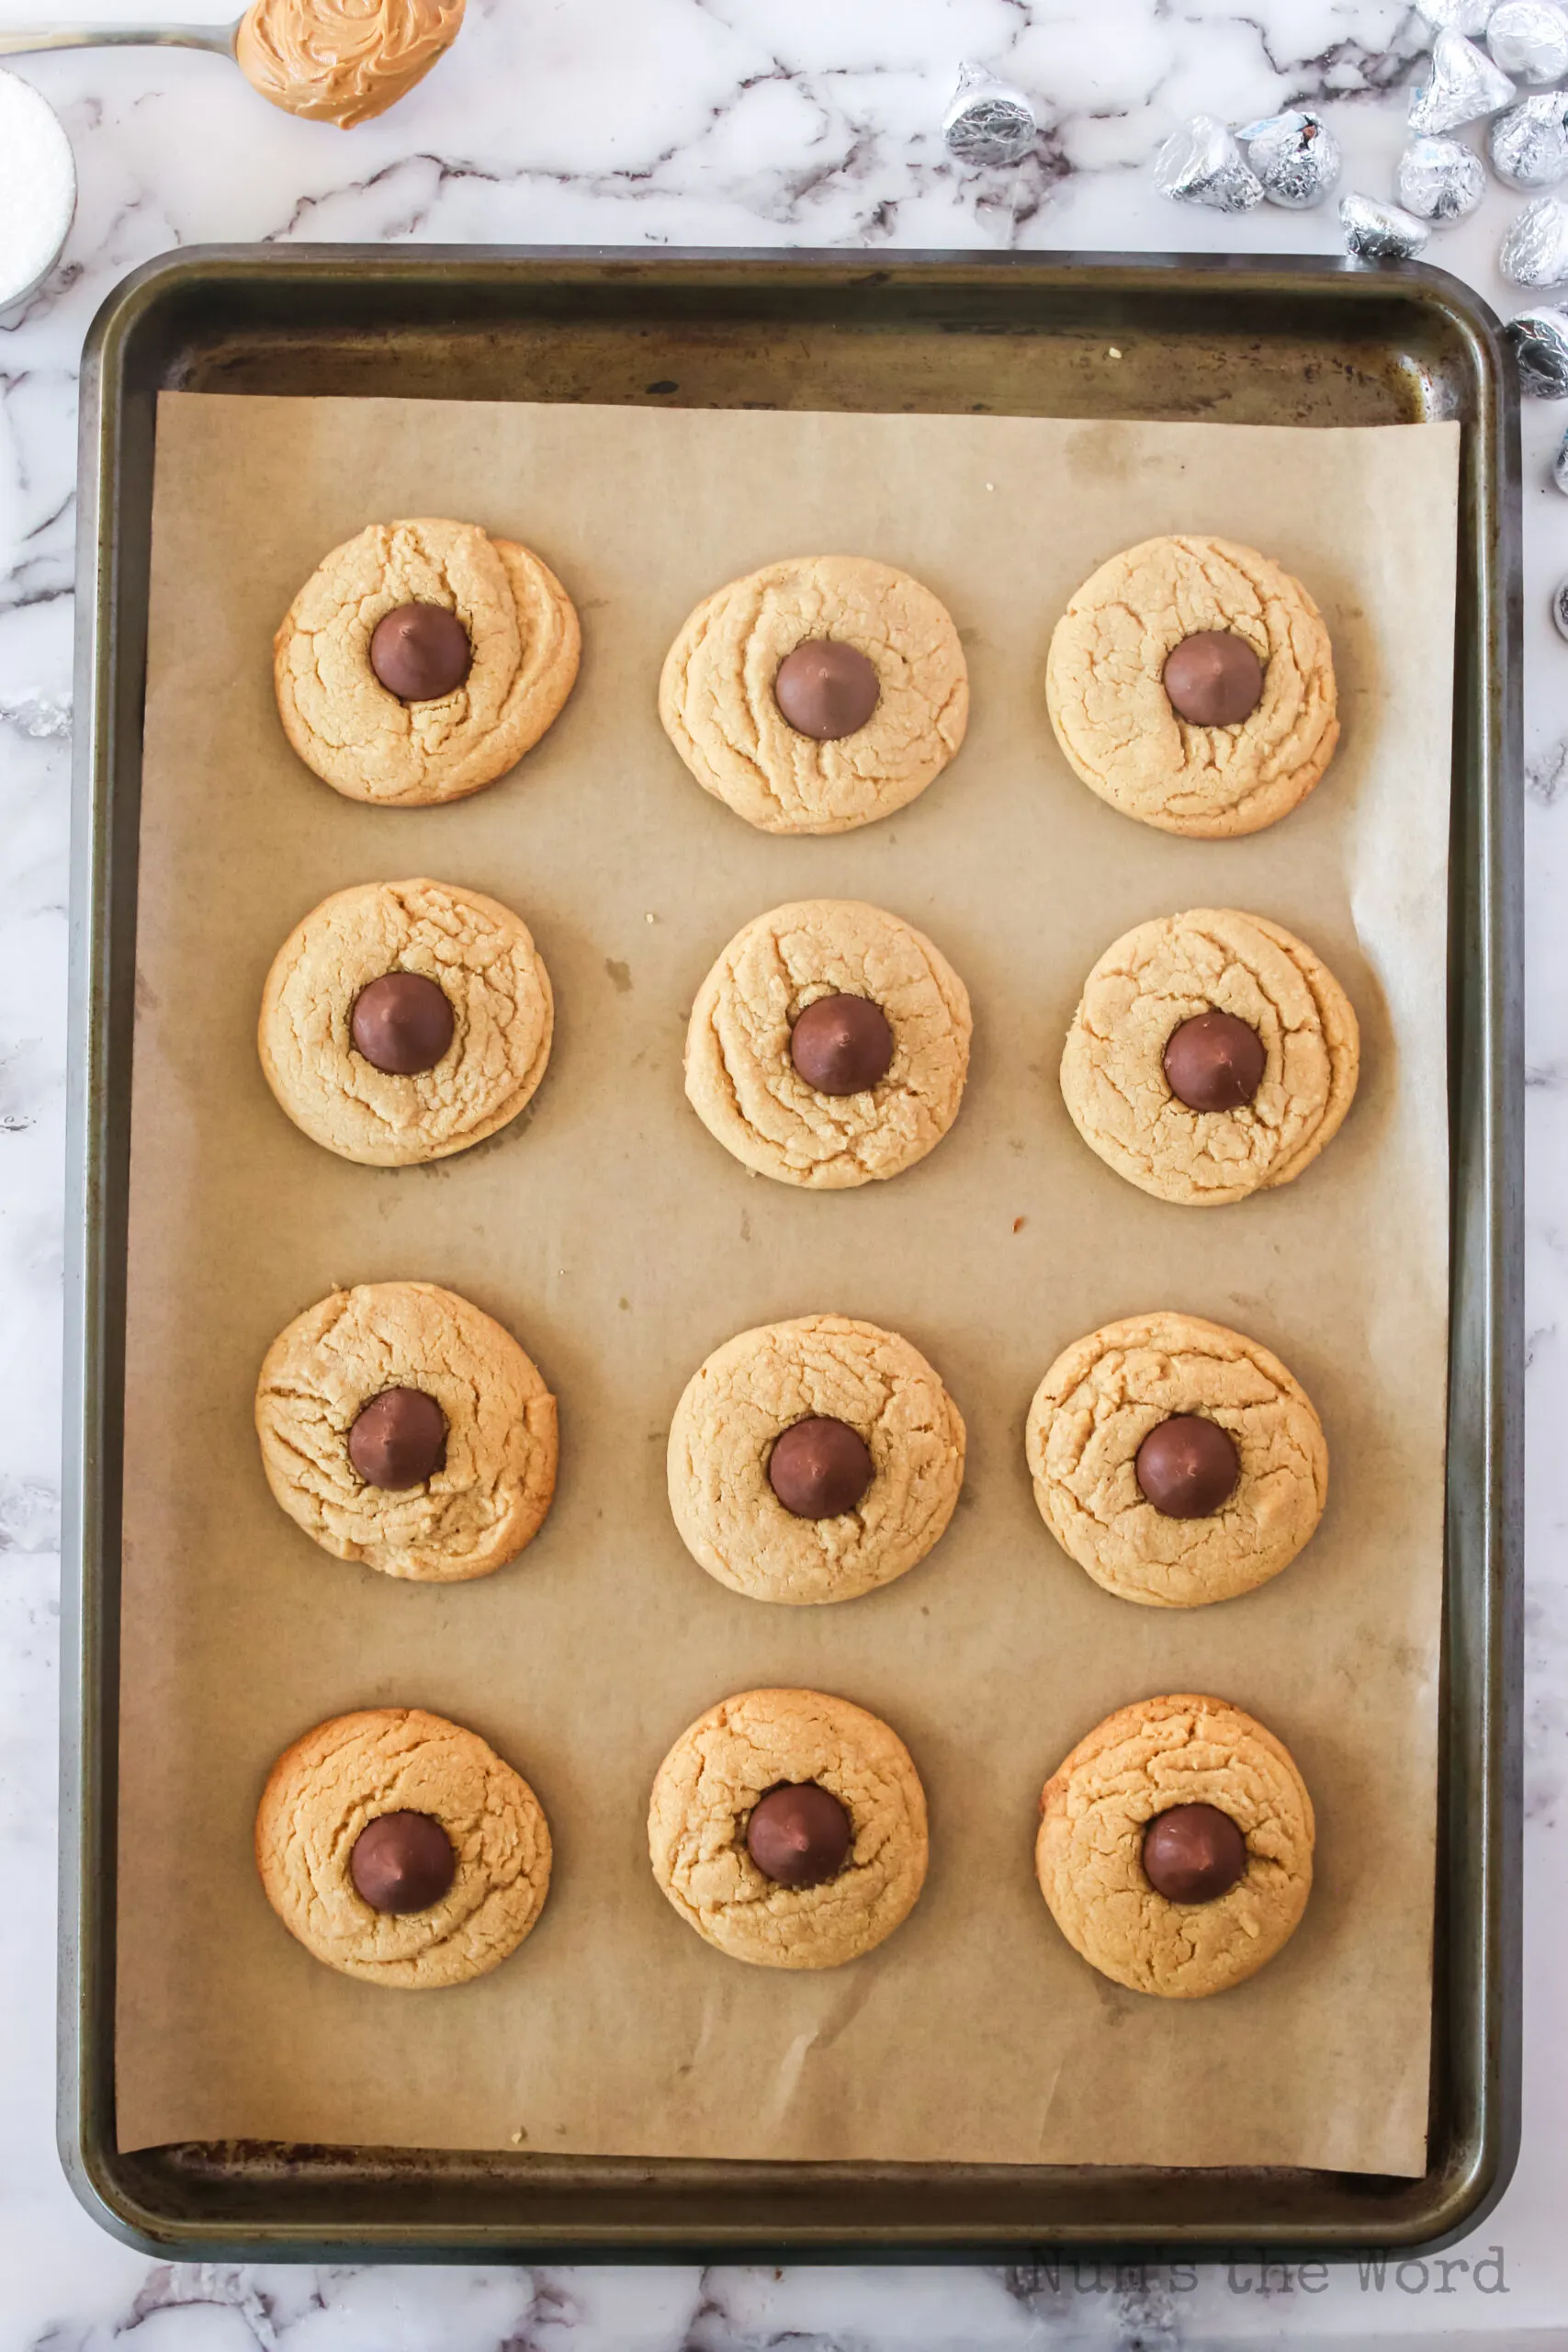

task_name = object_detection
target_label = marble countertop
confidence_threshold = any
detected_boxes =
[0,2,1562,2344]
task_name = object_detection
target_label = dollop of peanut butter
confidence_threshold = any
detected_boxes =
[236,0,465,129]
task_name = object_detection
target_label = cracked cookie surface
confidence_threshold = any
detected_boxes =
[684,899,972,1189]
[1025,1311,1327,1607]
[255,1706,551,1988]
[275,517,580,806]
[1045,535,1338,837]
[668,1314,964,1604]
[258,876,553,1167]
[1036,1692,1314,1999]
[648,1687,928,1969]
[659,555,968,834]
[256,1281,558,1583]
[1059,907,1359,1206]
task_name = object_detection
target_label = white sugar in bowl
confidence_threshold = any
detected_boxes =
[0,71,77,320]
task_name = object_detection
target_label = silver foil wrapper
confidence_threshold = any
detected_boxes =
[1339,191,1432,261]
[1153,115,1263,211]
[1237,108,1342,208]
[1487,0,1568,81]
[1408,28,1516,132]
[1552,576,1568,639]
[1396,134,1488,220]
[1491,91,1568,187]
[942,62,1036,165]
[1501,193,1568,284]
[1552,425,1568,492]
[1506,302,1568,392]
[1417,0,1496,29]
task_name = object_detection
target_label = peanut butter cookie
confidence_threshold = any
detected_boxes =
[648,1687,928,1970]
[1046,535,1338,837]
[1025,1311,1327,1607]
[684,899,972,1189]
[668,1314,964,1604]
[274,517,579,805]
[1059,907,1359,1206]
[255,1282,558,1583]
[1036,1692,1314,1999]
[255,1706,551,1988]
[659,555,968,834]
[257,876,553,1167]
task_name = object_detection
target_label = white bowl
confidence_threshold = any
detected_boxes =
[0,70,78,321]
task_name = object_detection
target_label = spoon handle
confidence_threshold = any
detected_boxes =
[0,20,237,55]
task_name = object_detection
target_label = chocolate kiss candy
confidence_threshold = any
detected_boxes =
[1407,30,1515,136]
[350,1811,457,1914]
[349,1387,447,1489]
[942,61,1037,164]
[1134,1415,1241,1518]
[1488,0,1568,83]
[746,1782,852,1886]
[1416,0,1495,30]
[1492,92,1568,188]
[368,603,472,700]
[773,639,881,740]
[1142,1804,1247,1904]
[1163,631,1265,725]
[1506,301,1568,392]
[1153,115,1263,211]
[350,971,455,1075]
[790,993,895,1095]
[1238,110,1341,209]
[1339,192,1431,261]
[1396,135,1487,221]
[1162,1012,1267,1112]
[1501,194,1568,286]
[768,1416,874,1518]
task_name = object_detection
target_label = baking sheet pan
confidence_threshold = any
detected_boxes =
[61,248,1523,2248]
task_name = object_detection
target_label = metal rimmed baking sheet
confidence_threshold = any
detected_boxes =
[61,248,1523,2248]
